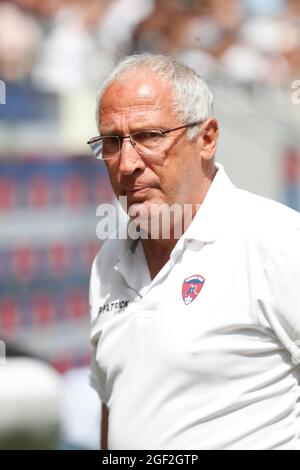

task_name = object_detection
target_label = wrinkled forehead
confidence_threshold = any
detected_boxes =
[99,70,176,112]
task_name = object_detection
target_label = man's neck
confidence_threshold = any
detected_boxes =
[141,237,177,280]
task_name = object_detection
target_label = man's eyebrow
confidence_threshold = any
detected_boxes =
[100,125,164,136]
[98,127,123,137]
[99,129,119,136]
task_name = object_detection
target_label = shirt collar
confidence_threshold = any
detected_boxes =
[114,236,151,294]
[182,162,236,244]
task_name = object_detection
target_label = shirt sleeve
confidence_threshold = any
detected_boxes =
[257,226,300,364]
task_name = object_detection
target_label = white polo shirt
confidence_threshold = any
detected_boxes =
[89,163,300,450]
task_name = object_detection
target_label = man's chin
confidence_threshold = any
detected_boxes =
[127,200,170,237]
[127,200,153,220]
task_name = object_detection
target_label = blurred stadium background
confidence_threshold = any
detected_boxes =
[0,0,299,450]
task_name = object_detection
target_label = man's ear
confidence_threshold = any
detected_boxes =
[199,118,219,161]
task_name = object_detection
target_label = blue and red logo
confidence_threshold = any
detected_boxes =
[182,275,205,305]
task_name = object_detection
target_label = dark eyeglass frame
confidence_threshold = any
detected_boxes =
[87,120,203,159]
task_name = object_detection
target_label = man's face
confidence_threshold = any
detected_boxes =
[99,70,217,219]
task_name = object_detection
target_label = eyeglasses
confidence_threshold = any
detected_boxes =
[87,121,203,160]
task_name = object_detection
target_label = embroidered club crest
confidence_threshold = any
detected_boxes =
[182,275,205,305]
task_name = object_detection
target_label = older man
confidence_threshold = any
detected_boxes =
[88,53,300,450]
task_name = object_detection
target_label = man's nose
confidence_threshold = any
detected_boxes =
[118,137,145,175]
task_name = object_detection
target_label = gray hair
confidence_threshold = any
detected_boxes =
[96,53,214,140]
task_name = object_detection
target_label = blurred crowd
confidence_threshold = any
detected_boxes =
[0,0,299,92]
